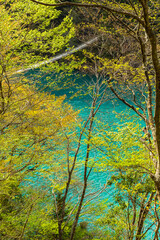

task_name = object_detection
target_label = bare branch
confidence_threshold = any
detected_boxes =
[30,0,145,26]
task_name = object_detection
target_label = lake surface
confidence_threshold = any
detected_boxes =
[26,69,146,228]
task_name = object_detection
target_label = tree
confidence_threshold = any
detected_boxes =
[29,0,160,203]
[1,2,109,239]
[0,0,77,178]
[3,0,160,238]
[91,120,157,239]
[0,80,79,237]
[0,2,80,238]
[27,1,160,238]
[1,0,75,70]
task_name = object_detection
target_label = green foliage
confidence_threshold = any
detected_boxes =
[91,119,153,172]
[0,0,75,73]
[1,0,160,239]
[0,3,78,235]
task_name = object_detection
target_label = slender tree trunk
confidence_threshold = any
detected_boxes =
[136,192,155,240]
[19,204,34,240]
[142,2,160,202]
[70,97,96,240]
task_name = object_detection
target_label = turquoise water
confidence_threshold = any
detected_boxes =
[41,73,129,194]
[26,70,135,195]
[25,70,153,237]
